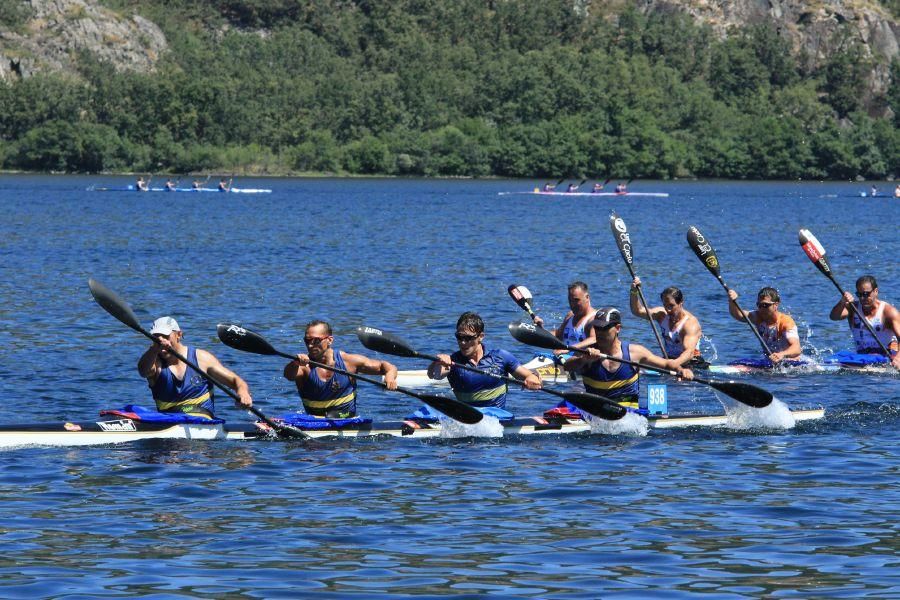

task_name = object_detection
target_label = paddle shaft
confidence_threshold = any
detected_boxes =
[717,277,775,358]
[625,267,668,358]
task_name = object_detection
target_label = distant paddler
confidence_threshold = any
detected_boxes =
[428,312,541,409]
[629,277,707,368]
[563,308,692,409]
[218,178,231,192]
[192,179,202,190]
[138,316,253,419]
[164,178,176,191]
[284,320,398,418]
[828,275,900,369]
[727,287,802,364]
[894,184,900,198]
[614,182,627,194]
[135,176,149,192]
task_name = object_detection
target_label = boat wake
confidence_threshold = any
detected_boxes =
[584,411,649,436]
[439,415,504,438]
[723,397,796,430]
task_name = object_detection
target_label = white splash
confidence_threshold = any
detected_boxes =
[584,411,649,436]
[439,415,504,438]
[724,396,796,430]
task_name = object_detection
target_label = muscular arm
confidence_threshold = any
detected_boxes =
[137,343,163,380]
[512,364,542,390]
[727,289,750,322]
[672,318,702,367]
[829,292,854,320]
[629,344,693,379]
[198,349,252,407]
[344,352,399,390]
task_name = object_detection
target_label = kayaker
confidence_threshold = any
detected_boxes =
[136,177,149,192]
[592,182,605,193]
[218,178,230,192]
[192,179,202,190]
[542,183,554,192]
[138,316,253,419]
[164,178,176,191]
[427,312,541,409]
[895,184,900,198]
[564,308,693,409]
[615,182,627,193]
[828,275,900,369]
[532,281,597,354]
[870,185,878,197]
[566,183,578,193]
[629,277,707,368]
[284,320,398,418]
[726,287,802,363]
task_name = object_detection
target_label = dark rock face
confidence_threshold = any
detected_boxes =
[0,0,167,82]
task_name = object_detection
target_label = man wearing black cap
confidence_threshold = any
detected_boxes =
[563,307,693,408]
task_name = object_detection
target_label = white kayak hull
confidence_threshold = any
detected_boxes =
[0,408,825,448]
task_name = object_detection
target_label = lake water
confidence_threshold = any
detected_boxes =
[0,175,898,598]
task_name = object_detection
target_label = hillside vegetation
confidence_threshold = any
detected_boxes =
[0,0,897,179]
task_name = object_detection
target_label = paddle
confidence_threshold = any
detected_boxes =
[87,278,305,439]
[356,326,626,420]
[799,228,895,362]
[216,323,483,424]
[609,212,668,357]
[686,225,774,359]
[508,320,773,408]
[507,284,541,325]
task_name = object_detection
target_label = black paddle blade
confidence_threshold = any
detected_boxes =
[418,394,483,424]
[798,228,833,278]
[356,326,420,358]
[508,321,568,351]
[706,379,773,408]
[217,323,280,357]
[561,392,627,420]
[609,212,633,266]
[88,278,144,334]
[507,284,533,310]
[686,225,721,278]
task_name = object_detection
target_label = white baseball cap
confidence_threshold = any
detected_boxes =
[150,316,181,336]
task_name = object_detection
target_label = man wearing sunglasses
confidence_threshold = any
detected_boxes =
[427,312,541,409]
[138,316,253,419]
[563,307,693,409]
[828,276,900,368]
[726,287,802,363]
[284,320,399,418]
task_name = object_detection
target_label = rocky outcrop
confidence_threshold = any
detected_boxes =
[0,0,167,82]
[639,1,898,114]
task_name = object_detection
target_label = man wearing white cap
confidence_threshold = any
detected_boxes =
[138,316,253,419]
[563,307,692,408]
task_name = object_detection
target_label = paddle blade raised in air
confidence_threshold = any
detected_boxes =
[88,278,144,334]
[798,228,833,277]
[217,323,280,356]
[356,326,420,358]
[609,212,634,266]
[507,321,568,351]
[686,225,721,278]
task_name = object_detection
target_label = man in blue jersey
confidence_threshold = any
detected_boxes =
[138,316,253,419]
[564,308,692,408]
[427,312,541,409]
[284,320,399,418]
[532,281,596,352]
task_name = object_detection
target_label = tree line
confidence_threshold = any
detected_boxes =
[0,0,897,179]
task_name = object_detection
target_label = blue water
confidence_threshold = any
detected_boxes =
[0,175,898,598]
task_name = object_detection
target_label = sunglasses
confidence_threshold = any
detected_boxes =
[857,291,874,298]
[304,336,330,345]
[455,332,479,342]
[756,301,776,308]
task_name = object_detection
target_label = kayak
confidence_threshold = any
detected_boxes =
[0,407,825,448]
[499,191,669,198]
[87,185,272,194]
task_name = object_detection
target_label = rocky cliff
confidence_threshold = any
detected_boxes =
[0,0,167,81]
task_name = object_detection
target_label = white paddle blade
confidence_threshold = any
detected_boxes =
[508,284,533,303]
[799,228,826,261]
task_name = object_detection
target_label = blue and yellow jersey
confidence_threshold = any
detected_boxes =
[447,347,522,409]
[299,349,358,417]
[578,342,640,408]
[149,346,215,419]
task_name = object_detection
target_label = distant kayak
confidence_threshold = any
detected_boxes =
[499,190,670,198]
[87,185,272,194]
